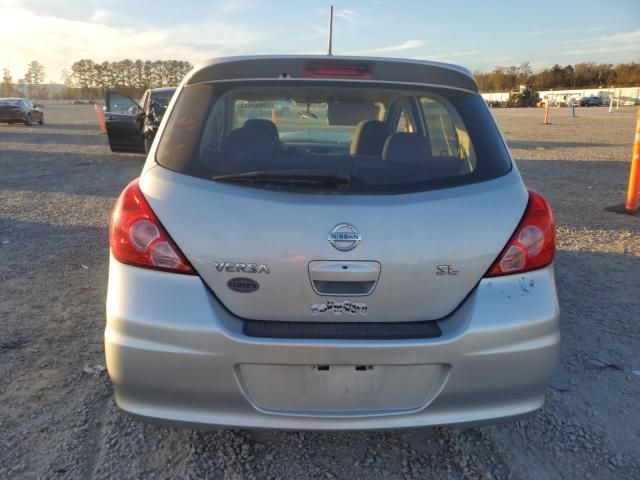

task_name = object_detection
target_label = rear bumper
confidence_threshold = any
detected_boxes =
[105,257,560,430]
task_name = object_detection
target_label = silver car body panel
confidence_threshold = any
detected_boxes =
[140,165,527,322]
[105,258,559,429]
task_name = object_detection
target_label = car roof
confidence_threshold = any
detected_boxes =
[184,55,478,93]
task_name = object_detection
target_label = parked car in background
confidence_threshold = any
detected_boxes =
[0,98,44,125]
[104,87,175,153]
[273,99,296,115]
[106,55,559,430]
[579,96,602,107]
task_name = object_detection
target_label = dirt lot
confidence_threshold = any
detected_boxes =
[1,105,639,479]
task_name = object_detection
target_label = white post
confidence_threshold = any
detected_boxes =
[609,94,614,113]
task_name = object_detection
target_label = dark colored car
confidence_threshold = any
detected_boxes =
[579,96,602,107]
[104,87,176,153]
[0,98,45,125]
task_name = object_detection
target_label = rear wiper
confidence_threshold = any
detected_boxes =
[212,170,350,190]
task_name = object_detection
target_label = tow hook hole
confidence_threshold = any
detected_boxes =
[355,365,372,371]
[342,265,348,270]
[316,365,330,371]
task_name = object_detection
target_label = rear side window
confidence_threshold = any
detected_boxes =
[107,93,138,114]
[151,91,174,107]
[156,81,511,194]
[0,99,25,107]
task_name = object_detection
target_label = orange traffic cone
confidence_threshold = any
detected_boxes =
[625,109,640,211]
[95,104,107,134]
[606,109,640,215]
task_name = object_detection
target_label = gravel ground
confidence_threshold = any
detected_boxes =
[1,105,639,479]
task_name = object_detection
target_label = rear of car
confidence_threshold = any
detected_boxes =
[0,98,28,124]
[105,56,559,430]
[0,98,43,125]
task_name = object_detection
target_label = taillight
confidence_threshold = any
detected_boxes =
[486,190,555,277]
[110,179,194,274]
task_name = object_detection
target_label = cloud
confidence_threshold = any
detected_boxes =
[89,8,115,24]
[363,40,425,54]
[560,30,640,55]
[1,0,94,21]
[523,25,606,36]
[344,40,426,56]
[0,5,261,80]
[414,51,480,62]
[334,9,375,25]
[218,0,256,14]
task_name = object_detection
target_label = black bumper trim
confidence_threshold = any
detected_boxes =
[242,319,442,340]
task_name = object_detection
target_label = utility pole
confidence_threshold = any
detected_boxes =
[328,5,334,56]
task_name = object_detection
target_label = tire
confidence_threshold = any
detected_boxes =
[24,114,32,126]
[38,114,44,125]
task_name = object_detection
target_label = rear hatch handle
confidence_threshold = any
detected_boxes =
[308,261,381,296]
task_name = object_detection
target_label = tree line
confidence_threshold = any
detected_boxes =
[475,62,640,92]
[1,59,192,99]
[2,59,640,100]
[62,59,193,98]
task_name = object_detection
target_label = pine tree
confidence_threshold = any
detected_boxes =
[1,69,13,97]
[25,60,46,98]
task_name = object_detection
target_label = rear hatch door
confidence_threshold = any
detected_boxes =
[141,166,527,322]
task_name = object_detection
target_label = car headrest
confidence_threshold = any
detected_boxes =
[382,133,431,165]
[222,127,276,172]
[349,120,387,156]
[243,119,280,143]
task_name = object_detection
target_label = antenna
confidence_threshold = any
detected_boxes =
[327,5,334,56]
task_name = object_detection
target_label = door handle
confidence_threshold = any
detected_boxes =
[106,115,115,121]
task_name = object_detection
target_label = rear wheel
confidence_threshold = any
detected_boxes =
[38,114,44,125]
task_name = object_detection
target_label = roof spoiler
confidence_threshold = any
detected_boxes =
[185,56,478,93]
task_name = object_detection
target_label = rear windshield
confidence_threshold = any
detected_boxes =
[156,81,511,194]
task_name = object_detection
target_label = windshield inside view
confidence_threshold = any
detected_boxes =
[157,82,510,194]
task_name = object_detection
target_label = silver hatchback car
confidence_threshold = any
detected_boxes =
[106,56,559,430]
